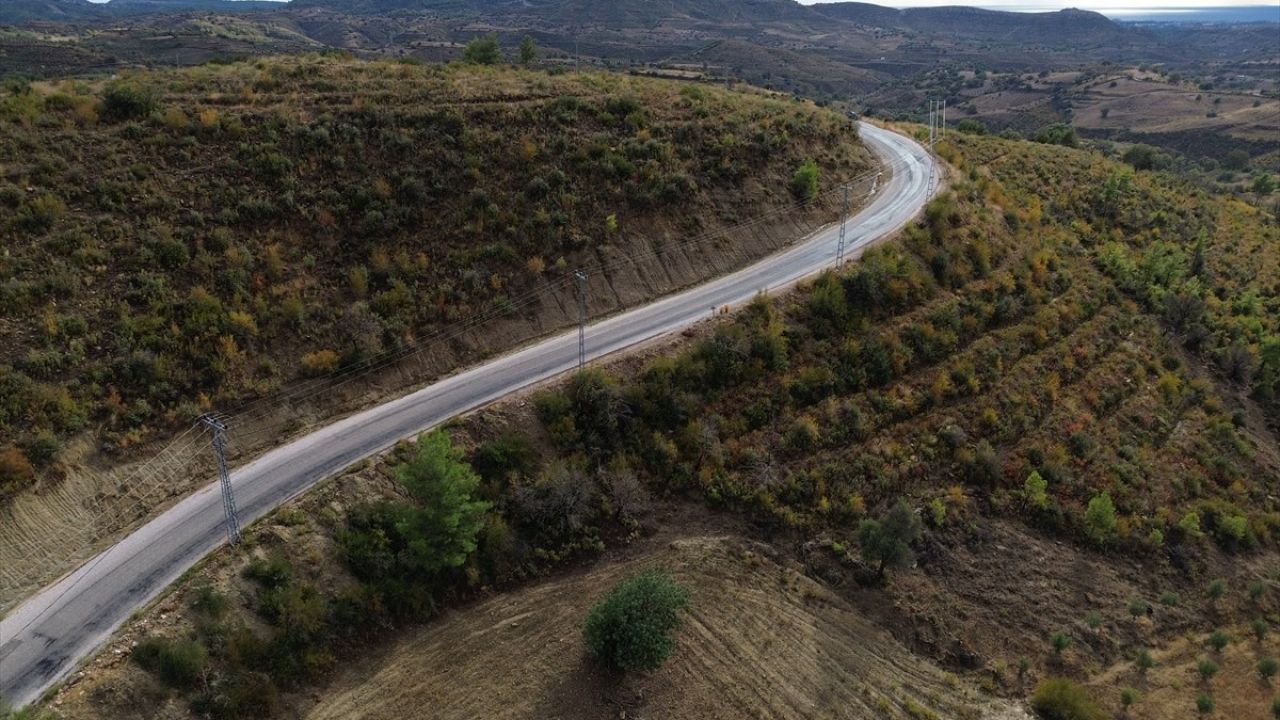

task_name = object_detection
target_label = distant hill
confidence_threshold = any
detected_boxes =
[813,3,1125,45]
[3,0,1131,44]
[106,0,281,13]
[288,0,819,25]
[0,0,99,24]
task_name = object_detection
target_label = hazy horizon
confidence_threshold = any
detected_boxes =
[77,0,1280,20]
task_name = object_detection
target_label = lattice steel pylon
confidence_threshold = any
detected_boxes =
[836,183,851,265]
[201,415,241,545]
[574,269,588,372]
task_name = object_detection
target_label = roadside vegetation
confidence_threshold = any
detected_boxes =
[0,54,868,505]
[43,126,1280,719]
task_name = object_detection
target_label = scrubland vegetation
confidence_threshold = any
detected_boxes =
[38,120,1280,718]
[0,55,867,504]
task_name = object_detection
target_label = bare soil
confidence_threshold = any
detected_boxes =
[304,522,1029,720]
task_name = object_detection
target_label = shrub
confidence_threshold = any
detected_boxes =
[132,637,208,688]
[1253,618,1269,642]
[1083,492,1116,544]
[1197,658,1218,681]
[1127,598,1148,619]
[1034,123,1077,148]
[791,158,820,202]
[783,415,821,455]
[1206,579,1226,600]
[1120,688,1138,708]
[583,569,690,672]
[1249,581,1266,602]
[245,551,293,589]
[1051,632,1072,655]
[1208,629,1229,652]
[857,500,923,579]
[462,35,501,65]
[1024,471,1048,510]
[1030,678,1105,720]
[471,432,538,485]
[0,446,36,499]
[340,430,489,617]
[15,193,66,234]
[519,36,538,66]
[301,349,340,377]
[1135,648,1155,671]
[101,81,158,122]
[956,118,987,135]
[1260,657,1279,681]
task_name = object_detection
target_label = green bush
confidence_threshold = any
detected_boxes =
[462,35,501,65]
[15,194,66,234]
[1030,678,1105,720]
[1206,579,1226,600]
[791,158,820,202]
[471,432,539,485]
[583,569,690,672]
[857,500,922,579]
[1051,632,1072,655]
[1208,629,1230,652]
[101,81,158,122]
[340,430,490,617]
[1135,648,1155,671]
[1083,492,1116,544]
[1034,123,1078,148]
[132,636,208,688]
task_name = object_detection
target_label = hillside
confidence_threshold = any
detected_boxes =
[815,4,1126,47]
[28,128,1280,720]
[0,56,871,609]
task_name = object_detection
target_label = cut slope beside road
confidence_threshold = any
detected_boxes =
[0,122,933,709]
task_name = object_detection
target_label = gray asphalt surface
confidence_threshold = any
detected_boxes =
[0,123,932,708]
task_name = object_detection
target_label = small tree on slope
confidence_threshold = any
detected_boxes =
[583,570,691,672]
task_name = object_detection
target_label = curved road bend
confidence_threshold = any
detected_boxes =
[0,123,933,708]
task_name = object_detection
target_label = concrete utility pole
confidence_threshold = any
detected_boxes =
[201,415,241,546]
[574,269,587,371]
[836,182,850,265]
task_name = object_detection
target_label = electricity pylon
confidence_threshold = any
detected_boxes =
[201,415,241,545]
[836,183,850,265]
[574,269,587,371]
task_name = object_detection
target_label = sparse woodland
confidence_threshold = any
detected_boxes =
[0,55,870,502]
[52,123,1280,720]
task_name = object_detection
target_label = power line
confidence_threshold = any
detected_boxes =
[220,159,899,432]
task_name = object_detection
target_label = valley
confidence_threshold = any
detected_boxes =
[1,2,1278,720]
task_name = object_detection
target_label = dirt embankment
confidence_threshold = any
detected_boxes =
[0,189,859,614]
[305,528,1028,720]
[0,60,876,614]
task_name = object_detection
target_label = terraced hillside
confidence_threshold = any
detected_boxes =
[34,130,1280,719]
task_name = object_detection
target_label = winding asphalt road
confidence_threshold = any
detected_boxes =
[0,123,933,708]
